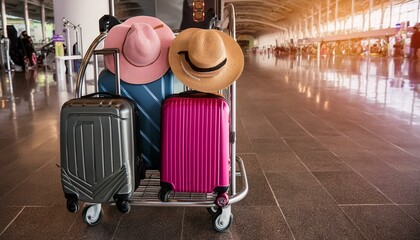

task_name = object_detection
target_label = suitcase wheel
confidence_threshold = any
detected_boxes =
[212,209,233,232]
[215,192,229,208]
[66,199,80,213]
[82,204,104,226]
[116,200,131,214]
[158,188,171,202]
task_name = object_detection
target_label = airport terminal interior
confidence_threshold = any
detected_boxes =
[0,0,420,239]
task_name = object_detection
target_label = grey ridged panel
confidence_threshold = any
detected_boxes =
[60,97,137,203]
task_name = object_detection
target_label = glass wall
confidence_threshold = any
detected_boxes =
[259,0,420,49]
[318,0,420,37]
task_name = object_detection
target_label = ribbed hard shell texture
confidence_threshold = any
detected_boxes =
[161,96,230,193]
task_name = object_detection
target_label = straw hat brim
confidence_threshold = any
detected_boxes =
[168,28,244,93]
[104,16,174,84]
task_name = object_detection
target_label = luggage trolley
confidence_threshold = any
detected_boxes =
[72,3,248,232]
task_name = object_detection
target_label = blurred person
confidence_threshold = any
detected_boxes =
[370,43,380,54]
[320,41,328,56]
[20,31,36,68]
[381,40,389,56]
[410,23,420,60]
[393,38,404,57]
[7,25,25,71]
[356,42,363,55]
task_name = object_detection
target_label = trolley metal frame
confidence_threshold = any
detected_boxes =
[73,3,248,232]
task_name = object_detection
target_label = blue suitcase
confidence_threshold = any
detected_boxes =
[98,69,175,170]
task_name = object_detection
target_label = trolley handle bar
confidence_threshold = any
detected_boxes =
[75,32,107,98]
[227,156,248,205]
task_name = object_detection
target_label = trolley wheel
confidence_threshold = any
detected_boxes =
[116,200,131,214]
[207,207,219,217]
[215,192,229,208]
[82,204,104,226]
[159,188,171,202]
[212,210,233,232]
[66,199,80,213]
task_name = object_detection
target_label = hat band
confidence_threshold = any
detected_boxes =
[123,48,162,67]
[178,51,227,72]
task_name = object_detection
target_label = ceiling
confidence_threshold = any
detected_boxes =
[112,0,407,38]
[4,0,54,22]
[2,0,410,38]
[227,0,407,37]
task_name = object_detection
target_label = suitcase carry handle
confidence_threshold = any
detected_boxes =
[79,92,138,110]
[81,92,119,99]
[174,90,224,98]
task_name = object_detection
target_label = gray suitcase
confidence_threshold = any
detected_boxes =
[60,92,142,215]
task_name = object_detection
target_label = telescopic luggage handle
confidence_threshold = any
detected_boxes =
[92,48,121,95]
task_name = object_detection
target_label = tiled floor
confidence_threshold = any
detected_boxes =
[0,53,419,239]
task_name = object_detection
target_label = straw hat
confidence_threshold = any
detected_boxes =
[104,16,174,84]
[168,28,244,92]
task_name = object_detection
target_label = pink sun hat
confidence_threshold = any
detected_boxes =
[104,16,174,84]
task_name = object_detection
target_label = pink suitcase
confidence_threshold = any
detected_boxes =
[159,91,230,207]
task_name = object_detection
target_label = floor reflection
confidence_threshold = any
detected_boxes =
[0,68,56,119]
[255,53,420,125]
[2,55,420,126]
